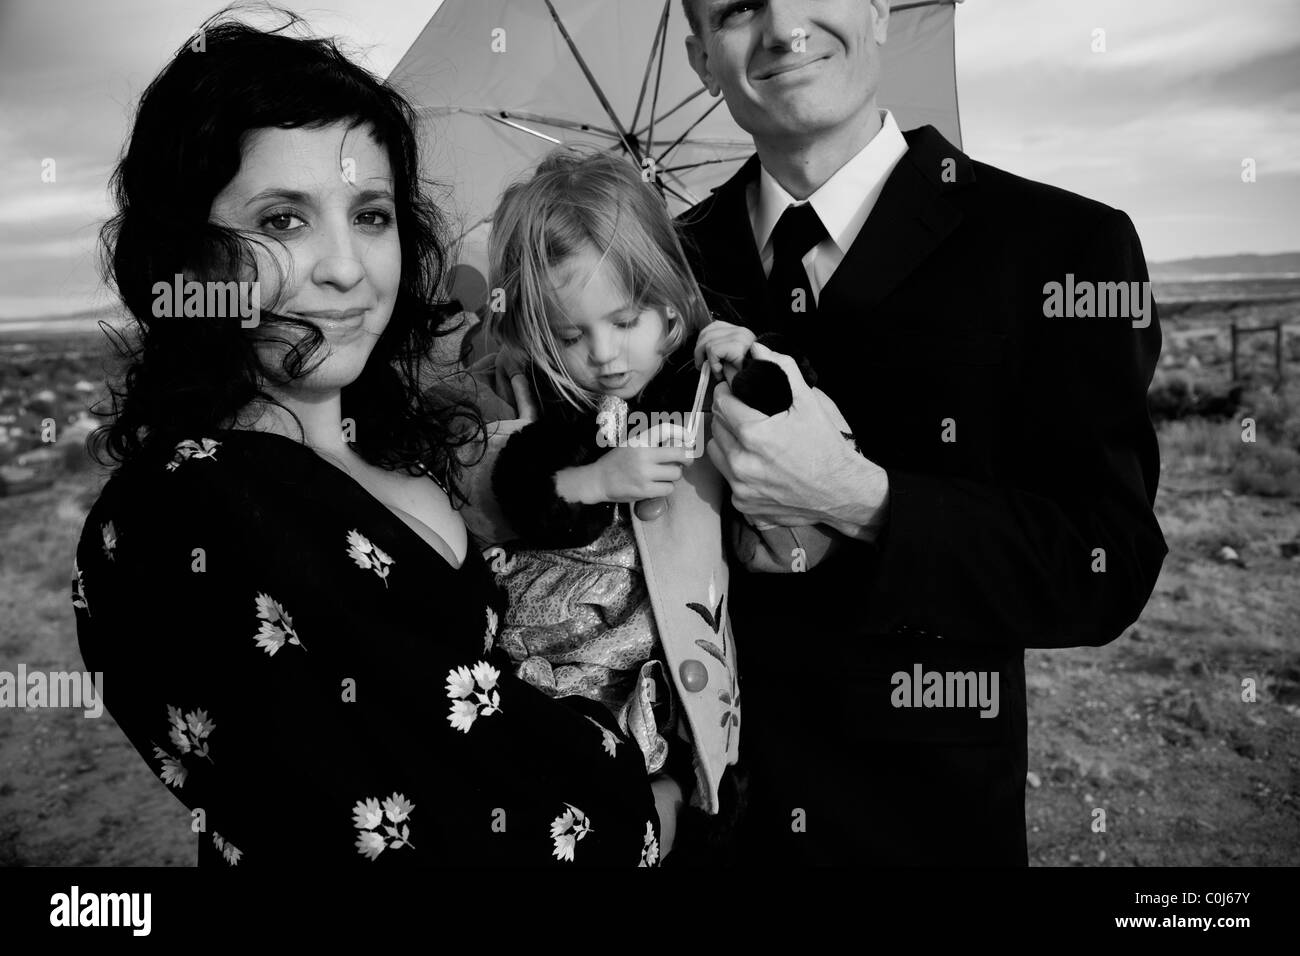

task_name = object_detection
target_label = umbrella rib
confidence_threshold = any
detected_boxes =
[660,157,747,175]
[892,0,959,11]
[654,97,726,168]
[646,1,672,174]
[543,0,640,161]
[631,1,671,137]
[630,87,709,138]
[659,171,697,207]
[494,109,622,140]
[485,113,561,145]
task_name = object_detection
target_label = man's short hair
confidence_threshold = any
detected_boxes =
[681,0,701,36]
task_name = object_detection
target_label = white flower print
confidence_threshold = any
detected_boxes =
[483,606,498,654]
[253,592,305,655]
[639,820,660,867]
[352,797,384,831]
[211,831,243,866]
[353,792,416,860]
[165,437,220,472]
[583,714,619,758]
[153,704,215,788]
[101,521,117,561]
[152,746,187,788]
[445,661,502,733]
[70,561,88,616]
[346,530,394,588]
[549,803,593,863]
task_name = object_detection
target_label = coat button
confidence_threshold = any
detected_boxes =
[679,659,708,692]
[634,497,668,521]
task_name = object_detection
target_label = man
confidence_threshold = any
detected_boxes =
[676,0,1167,864]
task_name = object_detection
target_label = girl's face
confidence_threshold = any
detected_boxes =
[209,122,400,395]
[548,243,668,400]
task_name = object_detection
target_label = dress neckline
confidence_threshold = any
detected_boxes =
[216,428,468,574]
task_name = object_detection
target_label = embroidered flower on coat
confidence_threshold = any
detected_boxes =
[583,714,619,757]
[346,530,394,588]
[352,792,416,860]
[101,521,117,562]
[152,704,214,789]
[549,803,593,863]
[445,661,502,733]
[70,560,88,616]
[639,820,660,867]
[253,592,305,655]
[165,437,220,472]
[211,831,243,866]
[483,606,499,654]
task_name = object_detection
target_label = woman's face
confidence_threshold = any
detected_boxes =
[209,121,400,395]
[548,243,668,400]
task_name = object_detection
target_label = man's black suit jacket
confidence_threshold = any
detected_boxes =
[676,125,1168,865]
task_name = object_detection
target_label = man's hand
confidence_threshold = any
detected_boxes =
[709,341,890,539]
[694,319,758,379]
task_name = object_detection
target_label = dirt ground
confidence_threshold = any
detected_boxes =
[1,307,1298,867]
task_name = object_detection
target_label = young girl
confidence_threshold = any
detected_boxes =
[465,148,756,836]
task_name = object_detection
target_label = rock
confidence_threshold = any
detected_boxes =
[1281,541,1300,560]
[1068,853,1080,863]
[1215,545,1246,568]
[1171,585,1189,602]
[1127,626,1143,641]
[1026,771,1042,789]
[1185,699,1210,733]
[1189,659,1209,677]
[1228,735,1257,759]
[1132,654,1178,676]
[1097,850,1107,863]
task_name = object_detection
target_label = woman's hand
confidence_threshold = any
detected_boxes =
[563,423,694,504]
[694,320,757,379]
[650,774,684,860]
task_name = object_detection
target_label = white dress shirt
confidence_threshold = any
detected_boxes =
[747,109,909,305]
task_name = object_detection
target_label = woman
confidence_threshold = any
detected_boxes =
[74,10,661,866]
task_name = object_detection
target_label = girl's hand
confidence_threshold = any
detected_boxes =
[694,320,757,379]
[592,423,694,503]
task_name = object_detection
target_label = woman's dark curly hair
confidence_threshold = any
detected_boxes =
[93,4,483,499]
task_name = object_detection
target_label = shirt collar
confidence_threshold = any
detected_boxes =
[751,109,908,256]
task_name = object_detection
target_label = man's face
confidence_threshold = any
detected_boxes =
[685,0,889,145]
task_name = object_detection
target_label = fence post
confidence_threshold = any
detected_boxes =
[1276,324,1284,385]
[1230,321,1238,382]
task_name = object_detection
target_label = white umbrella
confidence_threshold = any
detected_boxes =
[389,0,963,306]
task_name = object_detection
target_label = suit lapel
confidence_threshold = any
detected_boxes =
[818,126,970,319]
[683,127,975,333]
[682,155,775,333]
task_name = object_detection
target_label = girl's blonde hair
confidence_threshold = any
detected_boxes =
[486,145,710,409]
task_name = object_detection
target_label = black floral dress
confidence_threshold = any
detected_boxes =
[72,430,660,866]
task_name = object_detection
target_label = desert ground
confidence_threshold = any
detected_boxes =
[1,300,1297,866]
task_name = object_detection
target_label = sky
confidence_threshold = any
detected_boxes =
[0,0,1296,319]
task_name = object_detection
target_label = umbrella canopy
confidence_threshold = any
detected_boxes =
[388,0,962,302]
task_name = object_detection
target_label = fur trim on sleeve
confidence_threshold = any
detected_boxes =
[491,417,615,549]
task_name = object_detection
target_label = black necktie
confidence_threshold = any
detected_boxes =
[766,202,827,332]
